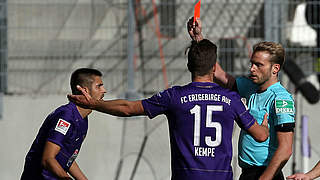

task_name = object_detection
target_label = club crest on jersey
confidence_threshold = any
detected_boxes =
[55,119,71,135]
[275,100,294,114]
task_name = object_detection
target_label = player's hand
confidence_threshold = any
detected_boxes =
[67,85,97,109]
[286,173,311,180]
[261,113,269,138]
[187,17,203,42]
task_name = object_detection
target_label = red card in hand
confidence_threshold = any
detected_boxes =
[194,0,201,23]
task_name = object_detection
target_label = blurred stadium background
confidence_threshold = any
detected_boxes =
[1,0,320,179]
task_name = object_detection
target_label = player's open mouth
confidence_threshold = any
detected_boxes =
[249,75,257,80]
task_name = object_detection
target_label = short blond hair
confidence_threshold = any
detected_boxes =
[253,41,285,69]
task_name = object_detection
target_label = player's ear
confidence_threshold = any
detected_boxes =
[272,64,280,75]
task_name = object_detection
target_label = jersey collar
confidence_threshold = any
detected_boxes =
[189,81,219,88]
[257,81,281,94]
[69,101,87,121]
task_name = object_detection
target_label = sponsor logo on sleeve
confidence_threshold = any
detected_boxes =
[275,100,294,114]
[55,119,71,135]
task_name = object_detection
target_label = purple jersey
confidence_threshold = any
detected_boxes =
[21,102,88,180]
[142,82,255,180]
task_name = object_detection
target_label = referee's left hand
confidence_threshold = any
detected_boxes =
[187,17,203,42]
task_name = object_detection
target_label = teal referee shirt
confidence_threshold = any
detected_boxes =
[236,77,295,168]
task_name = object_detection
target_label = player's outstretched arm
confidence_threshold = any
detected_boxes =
[42,141,72,180]
[246,113,269,142]
[67,85,145,117]
[69,161,88,180]
[287,161,320,180]
[305,161,320,179]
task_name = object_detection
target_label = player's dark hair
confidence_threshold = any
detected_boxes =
[187,39,217,77]
[253,41,285,70]
[70,68,102,95]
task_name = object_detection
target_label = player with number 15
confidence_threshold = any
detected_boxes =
[68,39,269,180]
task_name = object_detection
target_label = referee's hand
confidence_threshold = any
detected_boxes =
[187,17,203,42]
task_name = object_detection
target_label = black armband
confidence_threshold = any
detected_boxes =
[275,123,295,132]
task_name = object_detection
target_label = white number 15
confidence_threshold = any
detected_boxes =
[190,105,223,147]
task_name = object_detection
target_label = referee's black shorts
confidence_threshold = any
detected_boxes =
[239,166,284,180]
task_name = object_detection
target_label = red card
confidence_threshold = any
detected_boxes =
[194,0,201,23]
